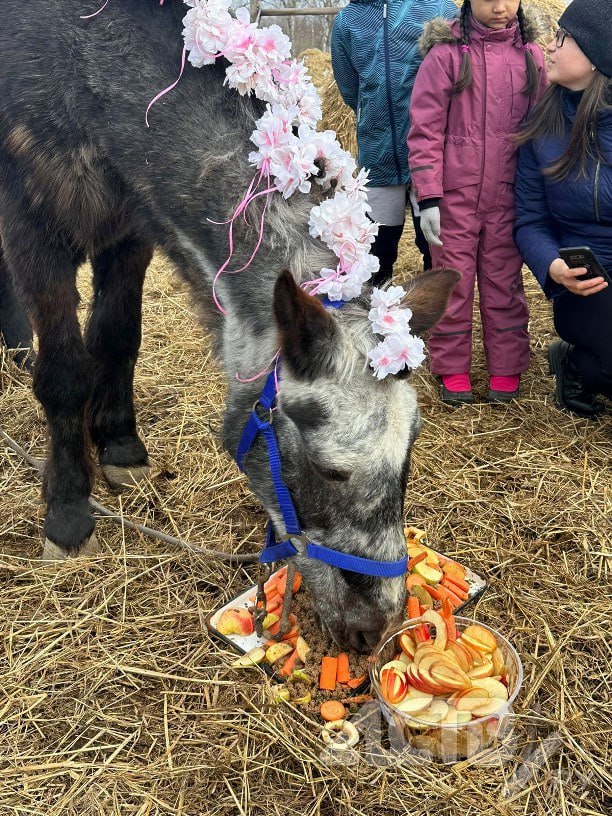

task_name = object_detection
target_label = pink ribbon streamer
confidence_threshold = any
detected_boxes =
[145,46,187,127]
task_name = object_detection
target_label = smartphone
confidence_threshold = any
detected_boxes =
[558,246,612,285]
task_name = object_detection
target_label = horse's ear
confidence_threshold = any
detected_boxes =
[273,270,336,379]
[402,267,460,337]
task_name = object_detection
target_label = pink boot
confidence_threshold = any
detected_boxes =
[441,374,473,406]
[488,375,520,404]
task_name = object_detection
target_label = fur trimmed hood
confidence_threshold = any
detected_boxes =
[419,4,549,55]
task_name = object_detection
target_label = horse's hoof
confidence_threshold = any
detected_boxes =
[41,533,99,562]
[102,463,151,490]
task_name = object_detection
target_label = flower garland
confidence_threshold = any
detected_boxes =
[182,0,425,379]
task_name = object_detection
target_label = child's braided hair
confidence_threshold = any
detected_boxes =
[452,0,539,96]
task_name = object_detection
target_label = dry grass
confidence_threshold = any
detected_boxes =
[1,4,611,812]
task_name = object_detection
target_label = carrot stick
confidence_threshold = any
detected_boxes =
[265,598,283,615]
[336,652,350,684]
[407,595,420,620]
[441,598,458,641]
[279,627,300,642]
[441,578,469,601]
[319,656,338,690]
[264,568,286,593]
[407,551,428,571]
[346,674,367,689]
[414,623,431,643]
[280,649,298,677]
[292,571,302,593]
[422,583,462,607]
[443,573,470,594]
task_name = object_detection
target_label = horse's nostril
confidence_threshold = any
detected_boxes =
[348,629,381,653]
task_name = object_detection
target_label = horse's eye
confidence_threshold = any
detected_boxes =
[313,464,350,483]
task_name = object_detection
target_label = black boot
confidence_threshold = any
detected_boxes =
[370,224,404,287]
[547,340,605,419]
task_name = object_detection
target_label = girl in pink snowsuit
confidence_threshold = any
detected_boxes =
[408,0,547,404]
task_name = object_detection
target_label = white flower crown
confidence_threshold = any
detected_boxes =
[182,0,425,378]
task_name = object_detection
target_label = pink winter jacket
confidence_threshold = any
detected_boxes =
[408,16,548,210]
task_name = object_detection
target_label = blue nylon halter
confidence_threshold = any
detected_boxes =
[234,367,408,578]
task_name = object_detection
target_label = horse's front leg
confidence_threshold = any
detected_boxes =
[86,236,153,489]
[0,241,34,370]
[2,215,96,559]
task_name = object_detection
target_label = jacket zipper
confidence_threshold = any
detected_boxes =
[383,2,402,183]
[476,39,488,213]
[594,159,601,223]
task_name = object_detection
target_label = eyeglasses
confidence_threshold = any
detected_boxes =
[554,28,571,48]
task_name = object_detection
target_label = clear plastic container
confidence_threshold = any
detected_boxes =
[369,616,523,764]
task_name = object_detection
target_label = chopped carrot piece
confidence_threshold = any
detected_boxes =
[442,574,470,596]
[440,575,470,601]
[407,595,420,620]
[414,624,431,643]
[407,551,428,571]
[346,674,367,689]
[280,649,298,677]
[441,598,458,641]
[405,574,427,590]
[319,656,338,690]
[264,568,285,593]
[440,578,468,602]
[320,700,346,721]
[336,653,350,684]
[279,627,300,642]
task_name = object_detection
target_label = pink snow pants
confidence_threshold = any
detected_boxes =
[429,184,530,377]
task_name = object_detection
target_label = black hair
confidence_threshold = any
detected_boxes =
[453,0,539,96]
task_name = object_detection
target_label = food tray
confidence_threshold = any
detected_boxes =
[206,549,488,692]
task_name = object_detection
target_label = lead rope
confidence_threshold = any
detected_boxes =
[0,426,259,564]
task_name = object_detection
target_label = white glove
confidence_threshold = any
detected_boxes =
[420,206,443,247]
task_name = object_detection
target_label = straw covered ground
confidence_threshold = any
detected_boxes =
[1,3,611,814]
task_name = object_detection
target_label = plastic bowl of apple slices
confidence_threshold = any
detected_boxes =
[369,611,523,763]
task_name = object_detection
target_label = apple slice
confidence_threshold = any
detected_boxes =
[397,651,412,667]
[462,625,498,654]
[454,688,491,712]
[231,646,266,667]
[381,664,409,705]
[441,706,473,725]
[265,642,294,664]
[417,652,457,675]
[470,678,509,700]
[457,638,485,666]
[467,658,494,679]
[396,693,433,715]
[430,663,472,691]
[470,697,506,718]
[295,636,311,663]
[492,647,506,675]
[261,612,280,630]
[399,632,417,658]
[446,641,471,673]
[407,665,445,696]
[217,608,255,636]
[421,610,448,651]
[416,665,450,695]
[413,561,444,585]
[413,699,449,725]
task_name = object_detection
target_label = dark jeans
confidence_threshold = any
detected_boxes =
[553,285,612,399]
[370,200,432,288]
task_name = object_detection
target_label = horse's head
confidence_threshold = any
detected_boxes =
[228,268,458,651]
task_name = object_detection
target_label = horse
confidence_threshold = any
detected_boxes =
[0,0,458,651]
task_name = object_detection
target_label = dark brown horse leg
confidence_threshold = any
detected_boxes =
[1,217,96,558]
[0,241,34,370]
[86,237,153,489]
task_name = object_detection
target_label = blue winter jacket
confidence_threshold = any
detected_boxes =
[514,89,612,298]
[331,0,457,187]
